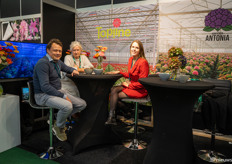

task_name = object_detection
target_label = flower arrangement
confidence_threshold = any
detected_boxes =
[0,42,19,71]
[66,49,91,58]
[66,49,71,55]
[93,46,107,69]
[167,47,187,79]
[81,50,90,58]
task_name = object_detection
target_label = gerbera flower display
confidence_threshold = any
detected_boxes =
[93,46,107,69]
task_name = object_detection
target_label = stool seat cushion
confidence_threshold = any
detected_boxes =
[29,103,51,109]
[121,97,150,103]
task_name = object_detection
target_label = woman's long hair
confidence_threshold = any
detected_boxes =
[130,40,146,60]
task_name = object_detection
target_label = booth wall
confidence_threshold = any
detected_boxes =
[43,3,75,61]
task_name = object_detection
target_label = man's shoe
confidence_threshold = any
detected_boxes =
[52,123,67,141]
[47,120,56,125]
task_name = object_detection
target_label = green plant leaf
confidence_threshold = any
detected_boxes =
[1,56,6,60]
[114,77,126,86]
[222,25,232,31]
[203,26,214,32]
[104,64,115,72]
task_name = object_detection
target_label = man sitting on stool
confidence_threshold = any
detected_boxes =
[33,38,86,141]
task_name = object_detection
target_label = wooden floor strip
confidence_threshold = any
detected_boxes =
[193,129,232,142]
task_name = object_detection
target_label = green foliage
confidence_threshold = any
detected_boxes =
[203,26,214,32]
[104,64,115,72]
[114,77,127,86]
[222,25,232,31]
[210,54,219,79]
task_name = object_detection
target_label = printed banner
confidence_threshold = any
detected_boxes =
[157,0,232,80]
[2,17,41,42]
[75,4,158,66]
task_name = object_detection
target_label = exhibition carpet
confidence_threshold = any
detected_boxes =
[14,122,232,164]
[0,147,58,164]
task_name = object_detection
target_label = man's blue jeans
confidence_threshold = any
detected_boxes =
[35,89,86,128]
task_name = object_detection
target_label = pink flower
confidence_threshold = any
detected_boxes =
[10,22,20,41]
[29,19,38,36]
[19,20,29,41]
[36,18,40,24]
[193,57,196,60]
[99,51,105,56]
[163,64,168,68]
[205,59,209,63]
[192,70,199,75]
[200,59,204,61]
[81,52,87,55]
[194,66,199,70]
[186,66,191,70]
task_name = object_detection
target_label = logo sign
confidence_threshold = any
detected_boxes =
[113,18,121,28]
[204,8,232,32]
[204,8,232,41]
[96,18,131,39]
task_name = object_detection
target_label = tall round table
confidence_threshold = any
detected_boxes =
[67,74,122,155]
[138,77,214,164]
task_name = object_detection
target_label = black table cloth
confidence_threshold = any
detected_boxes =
[67,73,122,155]
[138,77,214,164]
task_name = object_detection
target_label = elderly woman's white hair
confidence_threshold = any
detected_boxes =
[70,41,82,52]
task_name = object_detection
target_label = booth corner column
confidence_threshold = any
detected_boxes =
[0,94,21,153]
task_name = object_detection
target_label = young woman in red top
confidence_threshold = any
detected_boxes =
[105,40,149,125]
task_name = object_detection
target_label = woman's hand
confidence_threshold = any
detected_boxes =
[105,71,120,75]
[121,81,131,87]
[73,64,78,70]
[78,68,85,73]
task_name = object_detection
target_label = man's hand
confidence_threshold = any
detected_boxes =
[66,96,72,103]
[71,70,79,76]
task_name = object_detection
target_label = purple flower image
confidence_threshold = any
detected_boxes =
[204,8,232,32]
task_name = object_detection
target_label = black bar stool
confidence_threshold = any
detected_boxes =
[27,81,63,159]
[121,96,151,150]
[198,79,231,163]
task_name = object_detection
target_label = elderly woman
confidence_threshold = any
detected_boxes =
[105,40,149,125]
[61,41,93,97]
